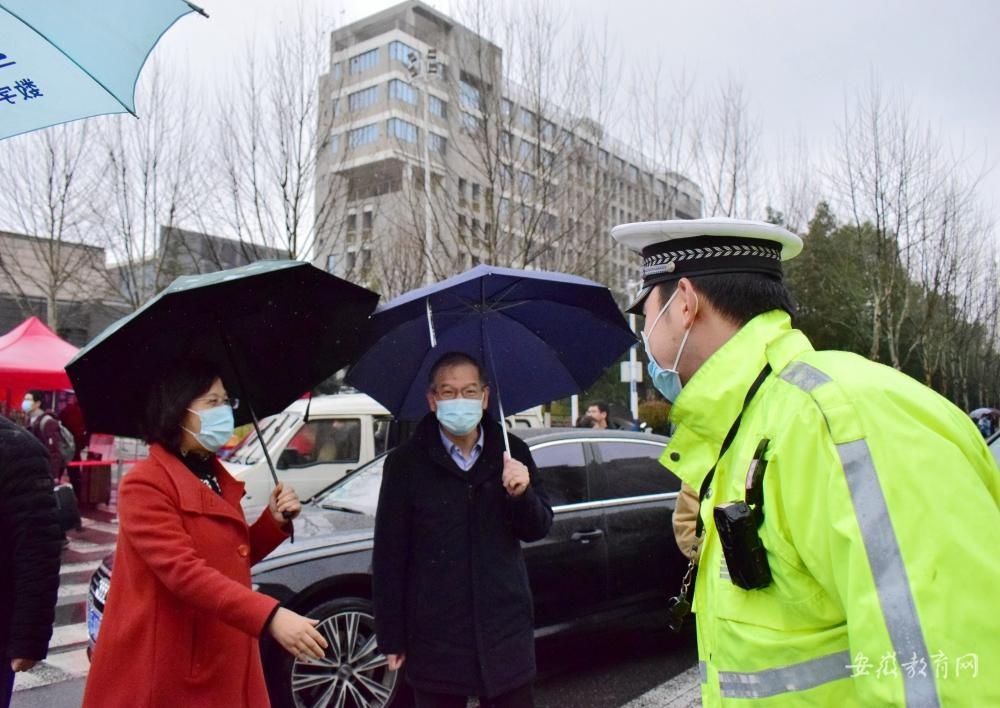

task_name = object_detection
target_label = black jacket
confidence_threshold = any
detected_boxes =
[0,416,62,661]
[373,414,553,698]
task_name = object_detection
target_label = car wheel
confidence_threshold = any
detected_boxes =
[267,597,411,708]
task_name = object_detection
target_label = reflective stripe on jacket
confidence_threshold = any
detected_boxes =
[662,310,1000,706]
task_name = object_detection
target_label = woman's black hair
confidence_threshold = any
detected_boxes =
[143,359,223,452]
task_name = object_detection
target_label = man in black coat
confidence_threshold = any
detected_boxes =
[373,352,553,708]
[0,415,62,707]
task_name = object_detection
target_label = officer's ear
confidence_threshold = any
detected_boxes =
[426,387,438,413]
[481,386,490,411]
[676,278,700,329]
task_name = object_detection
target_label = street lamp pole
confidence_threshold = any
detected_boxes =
[409,50,437,286]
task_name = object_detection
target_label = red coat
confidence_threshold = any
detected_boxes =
[83,445,289,708]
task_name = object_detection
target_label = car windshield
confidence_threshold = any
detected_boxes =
[228,413,300,465]
[317,455,386,516]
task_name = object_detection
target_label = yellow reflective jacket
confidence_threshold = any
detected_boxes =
[662,310,1000,706]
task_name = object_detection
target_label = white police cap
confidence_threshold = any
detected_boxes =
[611,217,803,313]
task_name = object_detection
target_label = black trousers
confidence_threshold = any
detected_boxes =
[413,682,534,708]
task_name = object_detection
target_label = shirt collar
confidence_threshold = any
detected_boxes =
[439,425,484,456]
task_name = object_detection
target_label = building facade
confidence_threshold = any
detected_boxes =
[0,230,118,346]
[314,0,702,299]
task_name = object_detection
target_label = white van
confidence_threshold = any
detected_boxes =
[223,393,394,506]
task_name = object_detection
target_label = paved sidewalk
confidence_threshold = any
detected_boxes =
[623,665,701,708]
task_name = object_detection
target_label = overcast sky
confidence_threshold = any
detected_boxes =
[155,0,999,228]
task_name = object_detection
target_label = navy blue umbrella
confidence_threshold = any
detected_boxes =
[345,265,637,446]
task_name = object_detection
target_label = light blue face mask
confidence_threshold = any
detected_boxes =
[641,289,693,404]
[21,399,33,413]
[436,397,484,436]
[184,404,235,452]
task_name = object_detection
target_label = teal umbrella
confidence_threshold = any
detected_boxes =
[0,0,206,140]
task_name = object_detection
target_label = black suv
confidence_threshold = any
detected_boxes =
[87,429,687,708]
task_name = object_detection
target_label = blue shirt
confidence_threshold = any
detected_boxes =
[439,426,484,472]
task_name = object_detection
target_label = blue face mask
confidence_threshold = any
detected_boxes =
[184,404,235,452]
[21,399,33,413]
[641,290,693,404]
[436,397,484,436]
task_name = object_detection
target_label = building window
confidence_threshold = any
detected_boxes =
[598,149,609,167]
[459,79,480,110]
[348,123,379,149]
[519,171,535,192]
[346,213,357,232]
[458,177,468,202]
[388,79,418,105]
[461,111,481,133]
[501,98,513,117]
[428,94,447,118]
[519,107,535,130]
[330,133,341,155]
[519,139,535,162]
[501,131,513,154]
[387,117,418,143]
[541,149,555,170]
[349,47,379,75]
[389,40,419,65]
[348,85,379,112]
[331,63,342,82]
[429,132,447,155]
[362,210,374,231]
[627,164,639,181]
[471,182,481,204]
[541,120,556,143]
[326,254,337,273]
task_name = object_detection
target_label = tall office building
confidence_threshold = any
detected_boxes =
[314,0,702,299]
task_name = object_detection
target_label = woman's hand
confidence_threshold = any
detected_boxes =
[269,482,301,524]
[268,608,328,661]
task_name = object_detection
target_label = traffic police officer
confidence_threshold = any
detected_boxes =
[613,217,1000,706]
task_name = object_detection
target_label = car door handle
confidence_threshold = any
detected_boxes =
[571,529,605,544]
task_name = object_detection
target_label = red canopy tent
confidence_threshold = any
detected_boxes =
[0,316,79,410]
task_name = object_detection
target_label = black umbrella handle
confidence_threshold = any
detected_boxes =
[219,329,294,542]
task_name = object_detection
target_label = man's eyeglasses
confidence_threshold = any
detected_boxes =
[434,387,484,401]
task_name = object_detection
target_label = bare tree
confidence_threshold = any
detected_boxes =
[88,63,208,311]
[831,79,989,369]
[689,78,761,219]
[212,7,347,263]
[0,122,103,331]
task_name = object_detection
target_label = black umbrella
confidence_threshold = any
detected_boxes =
[66,261,379,483]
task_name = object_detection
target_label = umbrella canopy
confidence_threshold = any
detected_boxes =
[0,0,205,140]
[969,407,999,419]
[0,315,77,391]
[66,260,379,439]
[345,265,637,423]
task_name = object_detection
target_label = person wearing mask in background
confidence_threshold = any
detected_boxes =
[23,391,66,482]
[614,217,999,706]
[83,359,328,708]
[0,415,62,707]
[373,352,552,708]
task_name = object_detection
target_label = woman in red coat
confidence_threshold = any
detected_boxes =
[83,360,328,707]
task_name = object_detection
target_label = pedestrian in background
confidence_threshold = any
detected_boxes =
[617,217,1000,706]
[374,352,552,708]
[83,359,327,708]
[0,416,62,708]
[22,391,66,482]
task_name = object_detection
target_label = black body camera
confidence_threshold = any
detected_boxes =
[714,501,772,590]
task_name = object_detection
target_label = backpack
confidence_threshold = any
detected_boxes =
[41,414,77,465]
